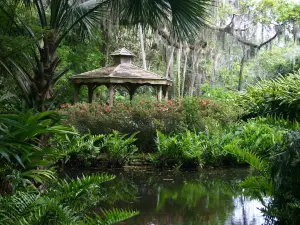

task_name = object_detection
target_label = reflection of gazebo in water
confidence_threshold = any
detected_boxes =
[69,48,172,106]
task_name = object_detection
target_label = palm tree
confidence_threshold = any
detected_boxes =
[0,0,212,110]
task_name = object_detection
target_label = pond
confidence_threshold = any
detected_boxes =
[66,168,265,225]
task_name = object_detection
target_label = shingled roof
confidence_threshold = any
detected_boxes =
[69,48,172,86]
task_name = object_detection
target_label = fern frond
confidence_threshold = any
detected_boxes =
[224,143,268,171]
[96,208,139,225]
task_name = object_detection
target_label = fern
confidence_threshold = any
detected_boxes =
[0,174,138,225]
[93,208,139,225]
[224,143,268,171]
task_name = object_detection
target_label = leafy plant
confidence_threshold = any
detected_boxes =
[0,174,138,225]
[266,130,300,224]
[59,98,240,152]
[240,71,300,120]
[154,130,205,168]
[0,111,73,193]
[52,131,104,166]
[102,131,138,168]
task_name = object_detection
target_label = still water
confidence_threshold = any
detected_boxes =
[98,168,265,225]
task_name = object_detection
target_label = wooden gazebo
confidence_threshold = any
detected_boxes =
[69,48,172,106]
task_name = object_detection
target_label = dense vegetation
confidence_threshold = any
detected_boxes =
[1,0,300,224]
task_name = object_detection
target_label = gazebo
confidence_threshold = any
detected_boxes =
[69,48,172,106]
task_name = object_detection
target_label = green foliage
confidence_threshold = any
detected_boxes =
[0,111,73,192]
[245,46,300,82]
[225,123,300,224]
[60,98,241,152]
[52,131,104,166]
[0,0,212,109]
[240,71,300,120]
[53,130,138,168]
[154,130,205,168]
[266,130,300,224]
[201,83,239,103]
[102,131,138,168]
[0,174,138,225]
[224,117,290,157]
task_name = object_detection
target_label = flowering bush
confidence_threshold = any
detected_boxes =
[59,98,241,152]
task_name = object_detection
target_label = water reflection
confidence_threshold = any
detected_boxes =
[105,169,265,225]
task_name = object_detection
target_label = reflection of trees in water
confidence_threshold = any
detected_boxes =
[105,170,256,225]
[153,180,241,225]
[64,169,260,225]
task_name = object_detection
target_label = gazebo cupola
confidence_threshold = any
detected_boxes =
[69,48,172,106]
[111,48,135,65]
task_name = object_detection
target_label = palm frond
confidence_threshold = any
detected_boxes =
[116,0,212,40]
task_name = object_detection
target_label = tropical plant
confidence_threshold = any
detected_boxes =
[0,0,212,110]
[102,131,138,168]
[0,174,138,225]
[240,71,300,120]
[224,117,289,157]
[0,111,73,193]
[266,130,300,224]
[225,128,300,224]
[154,130,205,168]
[52,131,104,167]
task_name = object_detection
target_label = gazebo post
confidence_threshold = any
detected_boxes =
[157,85,163,102]
[87,84,94,103]
[163,86,169,101]
[108,84,114,106]
[74,84,80,103]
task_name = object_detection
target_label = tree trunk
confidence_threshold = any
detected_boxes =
[189,48,200,96]
[177,42,182,98]
[139,23,147,70]
[181,44,189,97]
[238,55,245,91]
[165,45,175,98]
[211,49,220,85]
[165,46,175,78]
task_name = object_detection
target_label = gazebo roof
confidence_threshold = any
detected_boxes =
[69,48,172,86]
[110,48,135,56]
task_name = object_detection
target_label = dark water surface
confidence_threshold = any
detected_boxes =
[67,168,265,225]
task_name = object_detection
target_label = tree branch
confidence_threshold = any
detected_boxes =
[157,28,207,50]
[205,15,280,49]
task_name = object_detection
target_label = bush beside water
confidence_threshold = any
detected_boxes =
[59,98,241,152]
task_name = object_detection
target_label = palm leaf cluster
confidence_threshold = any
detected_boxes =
[0,174,138,225]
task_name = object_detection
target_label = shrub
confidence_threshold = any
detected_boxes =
[59,98,241,152]
[239,71,300,120]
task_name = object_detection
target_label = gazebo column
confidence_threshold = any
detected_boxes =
[74,83,81,103]
[108,84,115,106]
[163,86,169,101]
[87,84,95,103]
[157,85,163,102]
